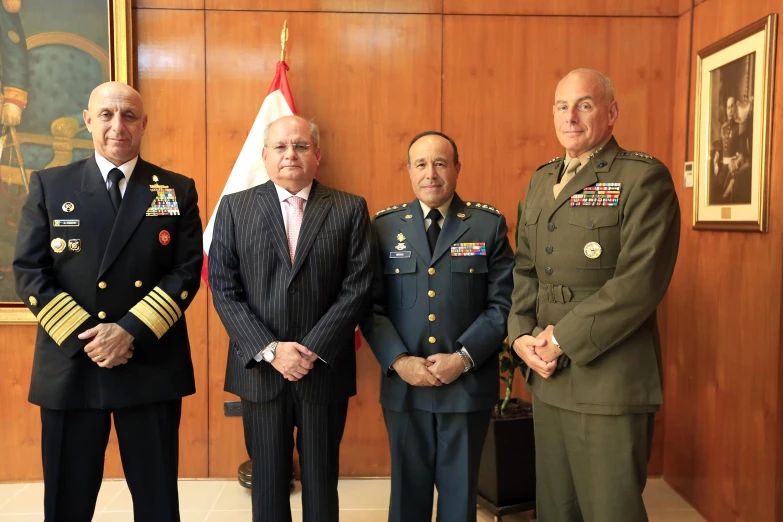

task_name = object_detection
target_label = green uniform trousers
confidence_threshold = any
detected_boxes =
[533,397,655,522]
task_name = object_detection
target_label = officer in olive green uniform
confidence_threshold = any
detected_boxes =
[509,69,680,522]
[362,131,514,522]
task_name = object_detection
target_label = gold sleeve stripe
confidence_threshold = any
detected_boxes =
[47,301,80,339]
[129,301,168,339]
[143,295,175,328]
[146,292,178,324]
[41,298,76,331]
[38,292,71,326]
[152,287,182,319]
[50,309,90,346]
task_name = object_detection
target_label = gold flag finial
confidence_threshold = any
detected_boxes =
[280,20,289,62]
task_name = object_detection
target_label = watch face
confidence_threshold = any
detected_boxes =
[263,349,275,362]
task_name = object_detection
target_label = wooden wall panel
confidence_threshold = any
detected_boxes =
[204,9,441,478]
[443,14,677,475]
[445,0,678,16]
[135,0,205,9]
[664,1,783,521]
[204,0,441,12]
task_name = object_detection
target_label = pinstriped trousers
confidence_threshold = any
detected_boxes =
[242,384,349,522]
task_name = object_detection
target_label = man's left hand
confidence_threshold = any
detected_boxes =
[79,323,135,368]
[426,353,465,385]
[536,325,563,363]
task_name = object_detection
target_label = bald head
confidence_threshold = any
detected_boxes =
[263,115,320,148]
[556,68,615,104]
[83,82,147,166]
[262,115,322,193]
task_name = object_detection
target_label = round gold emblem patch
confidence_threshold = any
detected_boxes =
[51,238,66,253]
[583,242,602,259]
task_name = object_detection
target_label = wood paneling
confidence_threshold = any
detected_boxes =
[664,1,783,521]
[204,0,442,13]
[444,0,678,16]
[135,0,205,9]
[204,9,441,477]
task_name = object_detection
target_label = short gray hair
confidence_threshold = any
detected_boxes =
[559,68,615,103]
[263,116,320,148]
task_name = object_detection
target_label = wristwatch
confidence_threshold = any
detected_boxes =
[262,341,278,363]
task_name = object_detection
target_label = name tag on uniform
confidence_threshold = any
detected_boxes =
[146,185,180,216]
[53,219,80,227]
[451,242,486,256]
[571,183,621,207]
[390,251,411,258]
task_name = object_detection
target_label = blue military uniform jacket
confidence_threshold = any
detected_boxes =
[362,193,514,413]
[13,156,203,410]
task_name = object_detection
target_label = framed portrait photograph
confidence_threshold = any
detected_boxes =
[0,0,132,323]
[693,14,777,231]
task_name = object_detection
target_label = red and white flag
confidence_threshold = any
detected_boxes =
[201,61,297,283]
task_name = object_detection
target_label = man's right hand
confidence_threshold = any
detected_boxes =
[392,355,442,387]
[270,342,315,381]
[512,335,557,379]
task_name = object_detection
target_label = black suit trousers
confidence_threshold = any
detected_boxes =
[242,382,349,522]
[41,400,182,522]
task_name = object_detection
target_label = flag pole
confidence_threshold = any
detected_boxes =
[280,20,288,62]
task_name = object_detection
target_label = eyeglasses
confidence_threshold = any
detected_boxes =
[268,142,312,154]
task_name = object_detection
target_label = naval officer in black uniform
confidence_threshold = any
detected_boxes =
[13,81,203,522]
[361,131,514,522]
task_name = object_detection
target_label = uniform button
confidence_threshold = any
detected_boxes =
[588,221,595,229]
[548,223,556,232]
[98,281,107,289]
[395,268,400,274]
[428,336,436,344]
[469,268,475,274]
[98,311,106,319]
[135,280,143,288]
[545,267,554,276]
[545,245,554,254]
[428,268,436,275]
[180,291,188,300]
[428,314,436,322]
[597,160,607,168]
[428,290,435,298]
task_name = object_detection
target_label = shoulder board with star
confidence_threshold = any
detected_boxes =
[464,201,502,215]
[374,203,411,218]
[616,150,658,164]
[536,156,563,171]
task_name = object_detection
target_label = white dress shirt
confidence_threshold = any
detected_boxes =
[94,152,139,197]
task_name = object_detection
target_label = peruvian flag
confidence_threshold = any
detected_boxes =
[201,60,297,283]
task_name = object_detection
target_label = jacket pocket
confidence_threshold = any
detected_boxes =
[384,258,417,309]
[524,207,542,264]
[450,256,488,308]
[567,209,619,269]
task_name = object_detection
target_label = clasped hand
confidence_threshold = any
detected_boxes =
[392,352,465,387]
[79,323,134,368]
[511,325,563,379]
[270,342,318,382]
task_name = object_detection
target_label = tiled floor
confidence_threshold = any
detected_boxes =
[0,477,705,521]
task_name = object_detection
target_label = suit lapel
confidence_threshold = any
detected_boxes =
[255,180,291,268]
[99,159,156,277]
[75,157,114,247]
[545,161,599,221]
[290,180,332,279]
[431,194,470,264]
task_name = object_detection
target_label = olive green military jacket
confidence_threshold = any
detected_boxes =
[508,137,680,415]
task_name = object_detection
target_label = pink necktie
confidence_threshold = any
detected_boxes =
[287,196,305,262]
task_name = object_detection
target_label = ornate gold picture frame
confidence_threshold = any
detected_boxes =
[0,0,132,324]
[693,14,777,232]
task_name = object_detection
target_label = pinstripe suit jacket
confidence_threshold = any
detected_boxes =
[209,179,373,404]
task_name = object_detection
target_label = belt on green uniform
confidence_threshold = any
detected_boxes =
[539,283,596,303]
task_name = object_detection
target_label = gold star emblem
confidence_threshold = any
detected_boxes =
[457,213,466,218]
[397,233,406,242]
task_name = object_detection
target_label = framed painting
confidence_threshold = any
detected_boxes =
[693,14,777,231]
[0,0,132,323]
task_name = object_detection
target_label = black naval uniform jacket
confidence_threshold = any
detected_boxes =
[13,156,203,410]
[361,193,515,413]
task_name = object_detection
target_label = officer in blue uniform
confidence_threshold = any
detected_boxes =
[361,131,514,522]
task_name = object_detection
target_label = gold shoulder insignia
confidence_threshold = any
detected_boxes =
[465,202,502,215]
[374,204,409,218]
[617,150,657,163]
[536,156,563,171]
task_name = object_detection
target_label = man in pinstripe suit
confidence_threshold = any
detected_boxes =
[209,115,373,522]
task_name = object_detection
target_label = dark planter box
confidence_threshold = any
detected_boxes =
[477,400,536,510]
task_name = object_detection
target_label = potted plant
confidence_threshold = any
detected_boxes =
[476,341,536,518]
